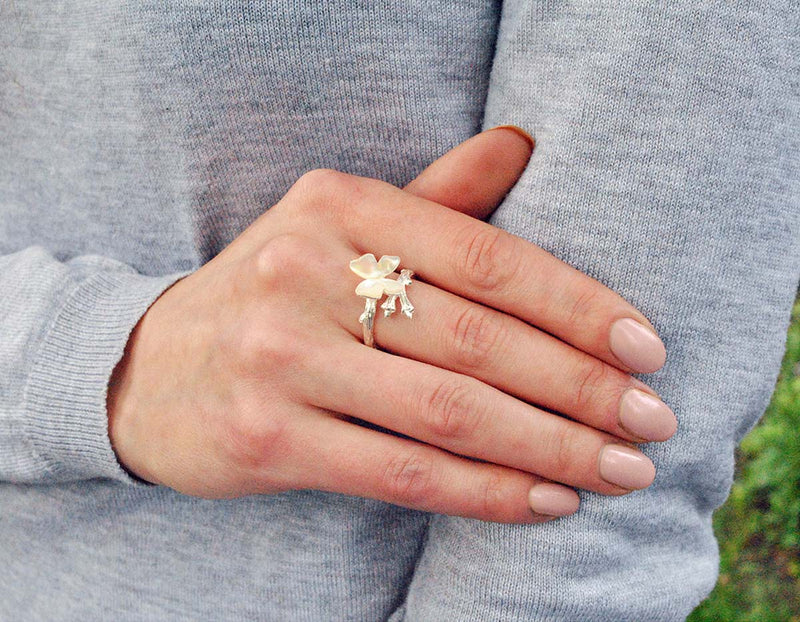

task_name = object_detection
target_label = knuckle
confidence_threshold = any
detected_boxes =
[252,233,313,284]
[424,378,482,441]
[573,359,612,413]
[457,226,521,293]
[478,471,507,518]
[293,168,347,198]
[565,287,601,326]
[258,328,304,369]
[230,316,306,378]
[287,168,360,220]
[545,424,582,477]
[449,305,505,371]
[382,449,437,506]
[220,407,291,472]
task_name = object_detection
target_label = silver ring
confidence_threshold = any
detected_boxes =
[349,253,415,348]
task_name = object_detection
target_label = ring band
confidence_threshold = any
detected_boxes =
[349,253,415,348]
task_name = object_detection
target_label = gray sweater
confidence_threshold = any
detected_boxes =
[1,1,798,620]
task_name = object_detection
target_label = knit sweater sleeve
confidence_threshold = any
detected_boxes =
[391,0,800,620]
[0,246,188,484]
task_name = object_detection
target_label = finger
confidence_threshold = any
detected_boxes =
[272,237,673,444]
[305,340,657,496]
[337,276,677,443]
[230,126,532,264]
[293,409,578,523]
[301,171,665,374]
[403,126,534,220]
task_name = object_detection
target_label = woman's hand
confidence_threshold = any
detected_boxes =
[107,128,676,523]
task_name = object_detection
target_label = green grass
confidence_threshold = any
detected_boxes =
[689,298,800,622]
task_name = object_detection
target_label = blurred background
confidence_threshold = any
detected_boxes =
[689,298,800,622]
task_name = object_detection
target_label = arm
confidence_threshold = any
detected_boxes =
[2,130,666,511]
[392,0,800,619]
[0,246,187,483]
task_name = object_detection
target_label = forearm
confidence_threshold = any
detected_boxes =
[0,246,187,483]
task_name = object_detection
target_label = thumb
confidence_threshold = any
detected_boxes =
[404,125,534,220]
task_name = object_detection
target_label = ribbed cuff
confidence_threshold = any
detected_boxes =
[22,269,190,484]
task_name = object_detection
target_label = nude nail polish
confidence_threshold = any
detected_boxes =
[599,444,656,490]
[528,483,580,517]
[618,388,678,442]
[609,318,666,373]
[487,124,535,149]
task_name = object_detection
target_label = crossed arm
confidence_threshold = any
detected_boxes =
[2,0,797,620]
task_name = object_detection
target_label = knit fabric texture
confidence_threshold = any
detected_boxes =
[1,1,798,620]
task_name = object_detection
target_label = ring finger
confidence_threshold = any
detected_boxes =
[337,275,677,444]
[304,339,657,496]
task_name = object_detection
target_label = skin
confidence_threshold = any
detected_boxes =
[107,128,672,524]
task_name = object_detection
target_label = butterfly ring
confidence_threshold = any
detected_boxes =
[349,253,415,348]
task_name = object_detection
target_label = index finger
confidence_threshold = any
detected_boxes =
[315,170,665,373]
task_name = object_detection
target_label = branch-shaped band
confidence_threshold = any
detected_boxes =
[349,253,415,348]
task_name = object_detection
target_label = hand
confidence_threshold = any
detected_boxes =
[108,127,676,523]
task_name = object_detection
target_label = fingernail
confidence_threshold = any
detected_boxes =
[528,483,580,517]
[609,318,666,373]
[599,444,656,490]
[488,124,535,149]
[618,389,678,442]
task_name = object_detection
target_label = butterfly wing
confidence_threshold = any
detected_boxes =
[350,253,401,278]
[377,255,400,275]
[350,253,383,278]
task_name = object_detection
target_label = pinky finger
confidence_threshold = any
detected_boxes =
[296,411,579,524]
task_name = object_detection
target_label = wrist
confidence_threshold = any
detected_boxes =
[107,317,159,485]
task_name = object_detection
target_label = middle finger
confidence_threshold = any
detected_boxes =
[314,171,666,375]
[338,276,677,444]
